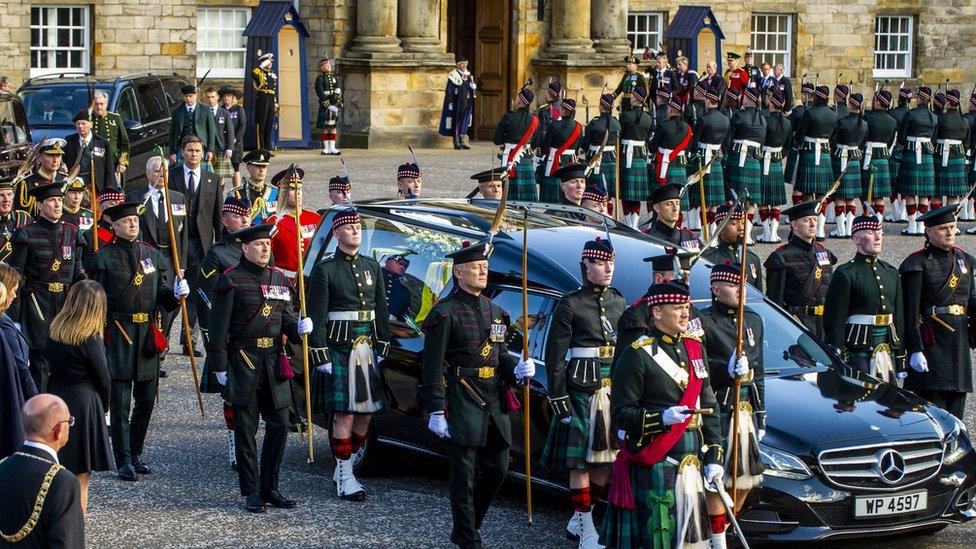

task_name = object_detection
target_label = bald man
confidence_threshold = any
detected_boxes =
[0,395,84,548]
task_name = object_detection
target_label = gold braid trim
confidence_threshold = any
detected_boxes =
[0,462,64,542]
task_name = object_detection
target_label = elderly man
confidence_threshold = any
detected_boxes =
[0,394,84,549]
[0,180,30,262]
[91,90,130,183]
[63,109,115,194]
[468,169,503,200]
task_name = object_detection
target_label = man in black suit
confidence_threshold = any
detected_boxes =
[168,85,217,168]
[0,394,84,548]
[771,63,794,110]
[168,136,222,355]
[204,87,236,182]
[62,109,115,195]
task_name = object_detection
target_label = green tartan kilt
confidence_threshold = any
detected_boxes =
[599,429,705,549]
[539,175,562,203]
[727,155,763,205]
[213,156,235,178]
[896,149,935,197]
[508,157,538,201]
[588,155,618,196]
[935,156,969,196]
[889,144,902,183]
[784,147,799,185]
[691,156,727,207]
[540,363,613,471]
[310,330,385,415]
[832,156,863,199]
[760,160,788,206]
[620,157,651,202]
[863,157,891,199]
[795,149,833,195]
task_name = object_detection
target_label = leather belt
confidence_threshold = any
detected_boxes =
[454,366,496,379]
[232,336,277,349]
[929,305,966,316]
[789,304,824,316]
[328,310,375,322]
[847,314,893,326]
[569,345,615,359]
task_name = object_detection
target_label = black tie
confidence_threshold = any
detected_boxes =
[156,193,167,239]
[187,170,195,194]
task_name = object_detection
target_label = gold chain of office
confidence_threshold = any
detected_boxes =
[0,461,64,542]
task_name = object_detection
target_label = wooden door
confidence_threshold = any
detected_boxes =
[277,26,302,141]
[697,29,715,73]
[473,0,510,140]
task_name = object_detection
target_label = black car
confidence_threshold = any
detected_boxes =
[18,72,191,188]
[0,90,32,184]
[302,199,976,542]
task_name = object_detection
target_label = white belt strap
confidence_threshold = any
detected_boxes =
[862,141,888,169]
[847,314,893,326]
[587,145,610,173]
[501,143,517,168]
[569,347,608,358]
[544,147,576,177]
[761,146,782,176]
[907,136,931,164]
[804,137,829,165]
[699,143,722,174]
[621,139,644,169]
[733,139,760,168]
[328,310,376,321]
[835,144,859,174]
[937,138,963,167]
[658,148,673,179]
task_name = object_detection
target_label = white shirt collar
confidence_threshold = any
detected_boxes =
[23,440,60,463]
[184,164,200,178]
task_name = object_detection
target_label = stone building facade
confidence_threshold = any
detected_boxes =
[2,0,975,148]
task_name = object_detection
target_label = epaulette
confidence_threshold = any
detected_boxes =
[682,333,702,342]
[631,336,655,349]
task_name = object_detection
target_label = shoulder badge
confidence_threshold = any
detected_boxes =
[631,335,655,349]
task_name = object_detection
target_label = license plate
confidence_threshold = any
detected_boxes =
[854,490,927,518]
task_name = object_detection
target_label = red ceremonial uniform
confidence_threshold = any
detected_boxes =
[725,67,749,93]
[266,209,322,280]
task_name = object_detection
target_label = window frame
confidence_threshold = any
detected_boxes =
[750,13,794,77]
[626,11,666,55]
[29,5,91,78]
[196,7,251,79]
[873,15,914,78]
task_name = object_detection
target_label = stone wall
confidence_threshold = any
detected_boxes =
[0,0,31,84]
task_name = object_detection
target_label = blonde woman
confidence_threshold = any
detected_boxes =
[45,280,113,515]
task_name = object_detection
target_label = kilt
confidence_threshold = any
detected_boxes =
[760,159,788,206]
[783,147,799,185]
[540,364,613,471]
[599,429,703,549]
[539,175,562,203]
[795,149,833,195]
[316,105,339,129]
[896,149,935,197]
[310,324,384,415]
[508,157,538,201]
[619,157,651,202]
[589,157,617,197]
[727,155,763,205]
[832,155,863,199]
[660,164,689,210]
[690,154,727,207]
[935,156,969,196]
[213,156,235,179]
[862,157,891,199]
[889,144,903,184]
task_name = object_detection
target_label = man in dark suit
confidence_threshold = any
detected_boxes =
[204,87,236,181]
[771,63,794,110]
[168,136,222,355]
[62,109,115,195]
[168,85,217,168]
[0,394,84,548]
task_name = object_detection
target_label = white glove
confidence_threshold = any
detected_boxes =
[662,405,692,426]
[427,411,450,438]
[909,352,928,373]
[515,357,536,381]
[328,105,339,114]
[704,464,725,488]
[897,371,908,380]
[173,279,190,299]
[316,363,333,374]
[757,428,766,441]
[297,317,313,335]
[322,90,332,97]
[335,87,341,94]
[215,372,228,385]
[728,353,750,378]
[617,429,627,441]
[470,82,477,91]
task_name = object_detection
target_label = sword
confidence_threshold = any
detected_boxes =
[712,481,751,549]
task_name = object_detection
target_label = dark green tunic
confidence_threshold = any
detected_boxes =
[764,235,837,338]
[0,210,30,263]
[91,111,130,167]
[613,71,648,111]
[644,218,701,252]
[700,239,764,291]
[197,234,243,392]
[699,304,766,433]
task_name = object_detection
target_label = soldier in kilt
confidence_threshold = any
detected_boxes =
[689,83,730,234]
[728,88,766,241]
[700,204,764,291]
[862,90,897,219]
[539,99,582,204]
[198,196,252,471]
[965,91,976,226]
[829,93,868,238]
[583,93,619,198]
[649,96,693,211]
[896,86,938,236]
[492,84,539,201]
[887,88,913,222]
[540,238,625,548]
[757,89,791,243]
[315,58,343,156]
[793,86,838,240]
[785,82,815,193]
[934,89,970,211]
[618,87,654,229]
[88,202,185,481]
[599,281,724,549]
[396,161,423,199]
[307,207,390,501]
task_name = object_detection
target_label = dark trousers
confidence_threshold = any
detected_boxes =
[254,94,275,150]
[176,237,204,347]
[110,377,158,467]
[28,350,49,393]
[916,389,967,419]
[233,365,289,497]
[448,424,510,549]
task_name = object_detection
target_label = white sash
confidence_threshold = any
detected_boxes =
[761,146,782,176]
[804,137,830,165]
[937,138,963,168]
[621,139,644,169]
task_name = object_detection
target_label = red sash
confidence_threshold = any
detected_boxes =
[654,124,693,185]
[551,122,583,174]
[608,337,704,509]
[506,115,539,178]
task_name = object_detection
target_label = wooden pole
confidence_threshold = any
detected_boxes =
[90,147,99,251]
[614,138,622,222]
[521,207,533,525]
[292,177,315,464]
[160,155,205,418]
[729,196,752,512]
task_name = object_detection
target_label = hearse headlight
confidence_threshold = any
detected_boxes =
[760,444,813,480]
[944,424,971,466]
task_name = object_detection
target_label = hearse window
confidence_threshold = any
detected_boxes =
[488,288,555,368]
[116,87,140,126]
[135,81,167,122]
[0,99,30,146]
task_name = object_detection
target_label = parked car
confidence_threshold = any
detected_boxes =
[302,198,976,542]
[18,72,191,189]
[0,90,32,185]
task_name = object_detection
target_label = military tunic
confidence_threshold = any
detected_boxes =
[14,172,58,216]
[229,178,278,223]
[823,253,905,380]
[784,102,809,184]
[582,113,620,194]
[197,233,244,393]
[314,71,342,129]
[492,107,539,201]
[618,108,654,202]
[9,217,87,391]
[793,103,838,194]
[764,235,837,338]
[862,109,898,199]
[91,111,130,170]
[701,240,764,291]
[540,282,626,471]
[251,67,278,150]
[889,102,911,183]
[644,218,701,252]
[265,209,321,281]
[613,71,648,111]
[934,109,970,197]
[896,106,938,197]
[831,113,868,199]
[690,108,731,207]
[648,116,692,204]
[761,111,791,206]
[0,210,30,262]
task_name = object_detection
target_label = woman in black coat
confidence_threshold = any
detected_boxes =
[0,263,35,459]
[45,280,113,515]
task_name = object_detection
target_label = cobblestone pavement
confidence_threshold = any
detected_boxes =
[87,141,976,547]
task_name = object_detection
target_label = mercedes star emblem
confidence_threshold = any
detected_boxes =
[876,449,907,484]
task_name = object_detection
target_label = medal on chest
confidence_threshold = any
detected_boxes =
[364,270,373,286]
[490,320,506,343]
[958,259,968,275]
[747,327,755,347]
[79,217,93,231]
[816,251,831,266]
[62,245,72,261]
[685,317,704,338]
[692,357,708,378]
[681,240,700,251]
[261,303,273,317]
[750,263,757,280]
[814,267,822,280]
[140,258,156,274]
[261,284,290,301]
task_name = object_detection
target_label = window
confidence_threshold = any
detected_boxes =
[0,99,31,147]
[750,13,793,76]
[30,6,90,77]
[874,16,913,78]
[135,81,168,123]
[627,12,665,54]
[197,8,250,79]
[488,288,557,370]
[116,88,141,126]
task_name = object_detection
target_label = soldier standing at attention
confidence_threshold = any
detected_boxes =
[307,207,390,502]
[540,237,625,549]
[419,240,534,549]
[60,178,94,252]
[898,205,976,418]
[618,86,653,229]
[582,93,620,200]
[934,89,970,213]
[764,200,837,339]
[91,90,130,186]
[785,81,815,198]
[612,55,648,112]
[197,196,252,472]
[265,167,321,283]
[219,87,247,189]
[643,183,701,252]
[439,55,477,150]
[896,86,937,236]
[539,99,582,204]
[724,52,749,95]
[252,52,279,151]
[15,138,65,215]
[229,149,277,224]
[492,84,539,201]
[829,93,868,239]
[315,58,343,156]
[756,89,791,244]
[701,204,764,291]
[63,109,115,195]
[823,215,905,383]
[206,223,313,513]
[833,84,850,119]
[536,80,564,151]
[861,89,898,220]
[648,96,693,198]
[887,87,913,222]
[690,83,731,234]
[0,180,30,263]
[727,87,766,241]
[88,202,185,481]
[964,90,976,225]
[792,86,838,240]
[10,183,87,391]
